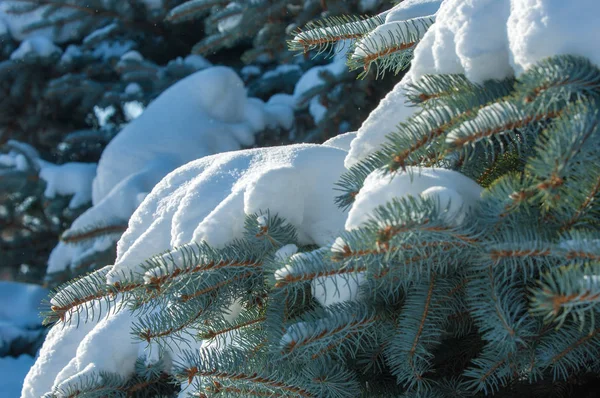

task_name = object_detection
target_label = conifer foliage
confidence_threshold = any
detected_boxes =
[0,0,392,284]
[23,0,600,397]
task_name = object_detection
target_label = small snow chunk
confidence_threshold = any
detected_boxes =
[83,23,118,44]
[122,101,145,121]
[93,105,116,128]
[119,50,143,62]
[10,36,61,61]
[39,161,97,208]
[183,54,211,70]
[257,215,268,227]
[241,65,261,78]
[218,3,243,33]
[312,272,365,307]
[274,244,299,262]
[125,83,142,95]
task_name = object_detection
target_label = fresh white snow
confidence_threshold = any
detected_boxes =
[346,167,482,230]
[108,144,349,283]
[345,73,418,168]
[47,66,295,275]
[38,162,97,209]
[19,0,600,396]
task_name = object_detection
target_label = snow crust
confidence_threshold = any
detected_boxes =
[48,67,294,275]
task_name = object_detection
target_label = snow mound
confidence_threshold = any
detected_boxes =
[507,0,600,75]
[411,0,600,83]
[48,66,294,275]
[346,0,600,168]
[24,144,349,396]
[346,167,482,230]
[108,144,349,283]
[313,167,482,308]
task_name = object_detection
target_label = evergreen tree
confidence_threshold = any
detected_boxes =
[21,0,600,397]
[0,0,392,285]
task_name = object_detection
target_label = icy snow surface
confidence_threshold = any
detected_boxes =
[48,67,294,275]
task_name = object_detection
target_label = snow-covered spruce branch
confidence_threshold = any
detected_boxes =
[289,14,387,55]
[59,222,128,244]
[166,0,229,24]
[6,0,164,35]
[335,55,600,209]
[349,16,434,76]
[23,1,600,396]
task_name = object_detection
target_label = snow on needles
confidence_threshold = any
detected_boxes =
[345,73,418,168]
[313,167,482,308]
[411,0,600,83]
[24,144,349,396]
[346,0,600,168]
[108,144,349,283]
[47,67,294,275]
[346,167,482,230]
